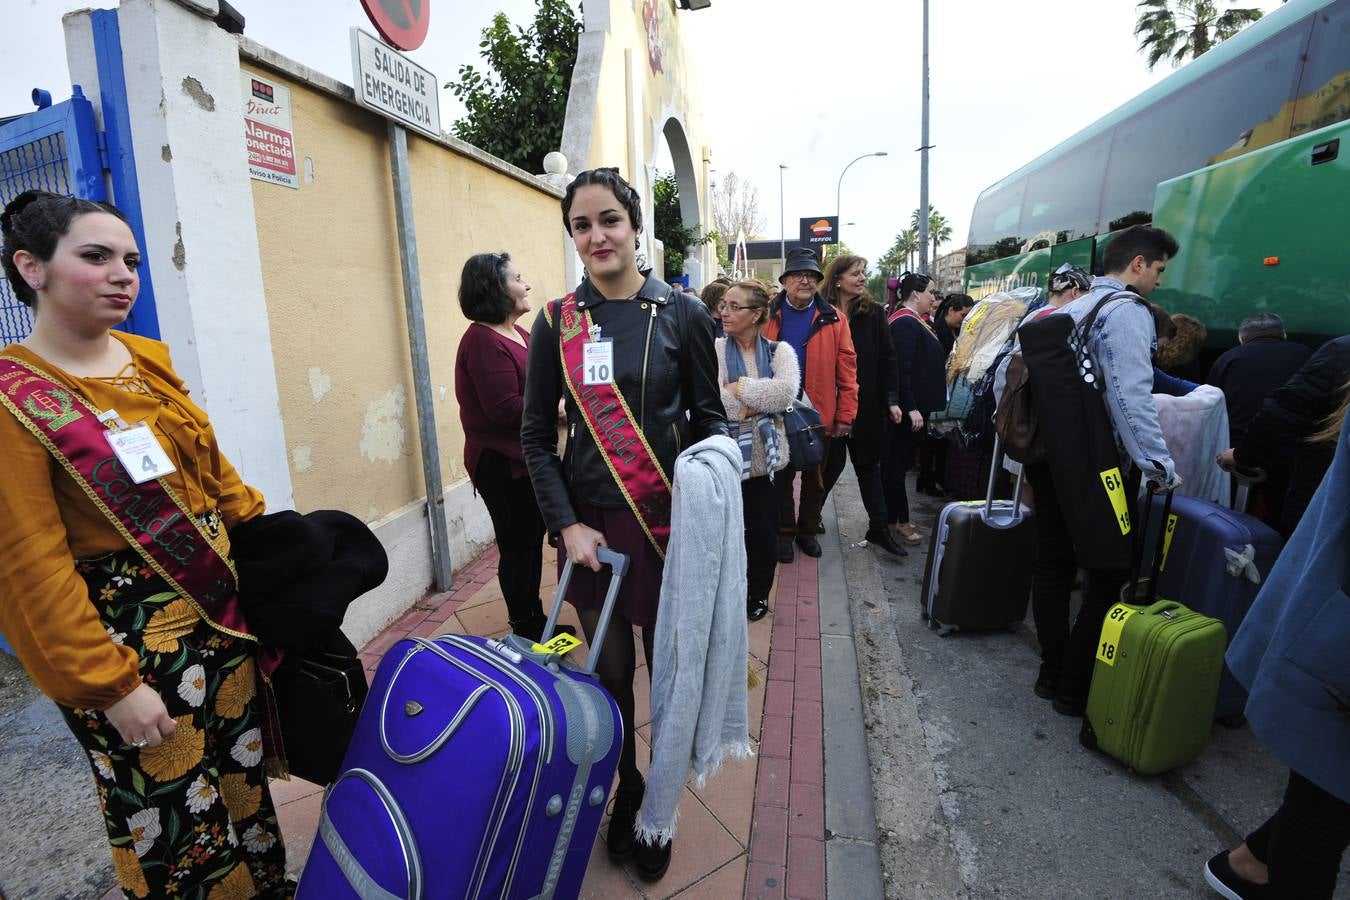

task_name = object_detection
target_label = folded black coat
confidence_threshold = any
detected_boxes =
[1018,305,1137,572]
[228,509,389,651]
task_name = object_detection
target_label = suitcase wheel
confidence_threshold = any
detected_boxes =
[1078,719,1099,752]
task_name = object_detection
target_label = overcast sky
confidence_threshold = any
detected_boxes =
[4,0,1285,269]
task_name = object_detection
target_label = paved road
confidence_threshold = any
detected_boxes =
[0,651,114,899]
[833,473,1349,899]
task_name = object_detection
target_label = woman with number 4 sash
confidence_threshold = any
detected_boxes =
[522,168,727,882]
[0,191,289,898]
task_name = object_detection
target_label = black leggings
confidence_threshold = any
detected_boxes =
[575,607,655,794]
[821,436,890,528]
[743,474,780,604]
[474,450,546,627]
[1246,769,1350,898]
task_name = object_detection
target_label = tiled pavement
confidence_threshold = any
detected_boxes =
[270,539,837,898]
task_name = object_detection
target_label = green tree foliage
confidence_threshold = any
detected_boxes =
[653,171,713,278]
[1135,0,1263,70]
[822,242,857,266]
[866,272,890,305]
[878,229,920,274]
[444,0,582,172]
[910,208,953,268]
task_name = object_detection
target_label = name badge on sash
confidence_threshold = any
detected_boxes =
[582,324,614,386]
[100,409,177,484]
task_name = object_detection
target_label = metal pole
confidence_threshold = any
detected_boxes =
[918,0,931,275]
[836,151,888,246]
[779,164,787,275]
[388,122,453,592]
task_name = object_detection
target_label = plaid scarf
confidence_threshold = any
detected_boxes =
[725,336,782,480]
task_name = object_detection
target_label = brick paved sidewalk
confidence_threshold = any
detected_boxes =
[270,540,829,898]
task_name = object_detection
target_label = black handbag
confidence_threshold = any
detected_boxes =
[783,391,826,470]
[271,632,368,785]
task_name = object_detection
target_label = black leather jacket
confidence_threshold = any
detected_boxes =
[521,273,729,534]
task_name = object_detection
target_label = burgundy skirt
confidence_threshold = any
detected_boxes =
[557,500,665,629]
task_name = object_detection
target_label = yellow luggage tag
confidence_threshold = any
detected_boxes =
[1096,603,1137,666]
[532,632,583,656]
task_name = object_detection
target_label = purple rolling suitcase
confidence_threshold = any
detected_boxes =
[297,548,628,900]
[920,439,1036,634]
[1141,471,1282,722]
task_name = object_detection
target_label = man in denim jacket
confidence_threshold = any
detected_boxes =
[1030,225,1182,715]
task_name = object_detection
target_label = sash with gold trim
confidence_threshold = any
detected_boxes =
[0,355,287,771]
[547,293,672,557]
[887,305,939,339]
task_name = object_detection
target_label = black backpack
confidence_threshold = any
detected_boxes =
[1017,291,1144,570]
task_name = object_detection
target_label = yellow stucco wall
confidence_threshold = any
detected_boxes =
[244,66,567,520]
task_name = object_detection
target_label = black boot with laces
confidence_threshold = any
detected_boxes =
[606,780,644,860]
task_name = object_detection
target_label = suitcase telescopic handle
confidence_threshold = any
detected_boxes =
[1126,487,1174,605]
[541,546,631,675]
[982,435,1027,526]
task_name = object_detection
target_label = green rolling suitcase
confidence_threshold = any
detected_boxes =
[1081,599,1226,774]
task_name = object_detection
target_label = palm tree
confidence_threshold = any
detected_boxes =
[899,229,920,271]
[1134,0,1263,70]
[909,208,953,269]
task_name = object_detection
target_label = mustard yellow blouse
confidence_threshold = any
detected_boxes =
[0,333,264,709]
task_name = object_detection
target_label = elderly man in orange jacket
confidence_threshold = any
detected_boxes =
[762,247,860,561]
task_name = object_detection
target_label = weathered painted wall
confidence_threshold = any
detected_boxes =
[241,58,567,521]
[561,0,714,282]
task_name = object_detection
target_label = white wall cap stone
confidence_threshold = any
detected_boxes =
[168,0,220,18]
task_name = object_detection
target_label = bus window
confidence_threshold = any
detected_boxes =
[1291,0,1350,136]
[1019,130,1112,247]
[967,177,1026,266]
[1100,21,1307,230]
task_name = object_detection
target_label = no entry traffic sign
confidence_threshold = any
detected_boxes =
[359,0,430,51]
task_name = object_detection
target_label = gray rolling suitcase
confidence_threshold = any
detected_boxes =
[920,439,1036,634]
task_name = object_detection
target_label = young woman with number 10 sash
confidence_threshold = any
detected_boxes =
[521,167,727,881]
[0,191,290,897]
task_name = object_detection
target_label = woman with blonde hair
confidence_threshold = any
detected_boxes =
[820,254,907,555]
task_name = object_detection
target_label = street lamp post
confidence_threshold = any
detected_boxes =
[836,151,888,244]
[779,164,788,275]
[918,0,933,274]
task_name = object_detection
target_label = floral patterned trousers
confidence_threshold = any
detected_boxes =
[62,550,290,898]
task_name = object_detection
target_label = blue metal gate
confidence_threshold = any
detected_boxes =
[0,86,108,344]
[0,42,162,346]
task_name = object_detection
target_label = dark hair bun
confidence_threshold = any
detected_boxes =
[1,190,61,237]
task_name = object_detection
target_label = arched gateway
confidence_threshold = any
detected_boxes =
[561,0,713,285]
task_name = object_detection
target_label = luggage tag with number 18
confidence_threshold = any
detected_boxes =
[99,409,178,484]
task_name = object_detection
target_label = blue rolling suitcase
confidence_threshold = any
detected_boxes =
[1141,476,1282,722]
[297,549,628,900]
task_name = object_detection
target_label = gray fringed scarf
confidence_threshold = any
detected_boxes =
[635,435,752,844]
[725,336,782,479]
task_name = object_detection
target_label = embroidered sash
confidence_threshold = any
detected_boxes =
[887,306,939,339]
[0,355,287,771]
[548,293,672,556]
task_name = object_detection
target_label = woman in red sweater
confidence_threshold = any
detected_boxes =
[454,252,568,641]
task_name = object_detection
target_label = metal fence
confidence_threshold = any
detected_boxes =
[0,86,110,345]
[0,133,78,343]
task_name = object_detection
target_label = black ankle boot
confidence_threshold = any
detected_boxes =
[634,834,672,881]
[606,781,644,860]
